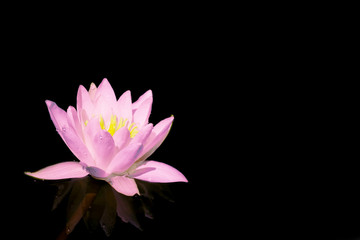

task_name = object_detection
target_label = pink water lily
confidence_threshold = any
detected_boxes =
[25,78,187,196]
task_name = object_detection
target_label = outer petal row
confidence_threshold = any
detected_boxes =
[130,160,188,183]
[25,162,88,180]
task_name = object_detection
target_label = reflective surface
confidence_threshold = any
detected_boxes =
[53,176,177,237]
[23,175,191,239]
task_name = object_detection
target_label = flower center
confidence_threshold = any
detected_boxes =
[99,115,139,138]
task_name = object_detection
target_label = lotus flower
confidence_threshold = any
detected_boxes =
[25,78,187,196]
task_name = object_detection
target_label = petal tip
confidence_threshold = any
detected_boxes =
[100,78,110,86]
[24,171,45,180]
[89,82,97,90]
[45,100,54,107]
[181,176,189,183]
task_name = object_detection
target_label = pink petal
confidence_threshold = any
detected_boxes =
[112,126,130,150]
[152,115,174,135]
[25,162,88,180]
[115,90,132,123]
[84,118,115,169]
[95,78,117,103]
[86,166,108,179]
[109,176,139,196]
[92,131,115,169]
[46,100,96,166]
[93,78,117,122]
[131,123,153,144]
[67,106,83,139]
[136,116,174,163]
[46,100,68,131]
[106,143,143,174]
[133,97,152,127]
[130,160,187,183]
[76,85,94,124]
[88,82,97,100]
[132,90,152,112]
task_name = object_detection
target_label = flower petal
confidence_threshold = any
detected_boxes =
[112,126,130,150]
[46,100,96,166]
[106,143,143,174]
[86,166,108,179]
[115,90,132,123]
[25,162,88,180]
[46,100,68,131]
[88,82,97,101]
[136,116,174,163]
[93,78,117,122]
[109,176,139,196]
[133,97,152,127]
[130,160,188,183]
[131,123,153,144]
[132,90,152,112]
[67,106,83,139]
[84,118,115,169]
[76,85,95,124]
[95,78,117,103]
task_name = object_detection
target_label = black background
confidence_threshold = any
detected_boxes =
[2,4,360,240]
[5,17,234,239]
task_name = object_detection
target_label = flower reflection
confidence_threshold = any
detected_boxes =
[52,175,175,238]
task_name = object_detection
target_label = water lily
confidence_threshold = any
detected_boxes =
[25,78,187,196]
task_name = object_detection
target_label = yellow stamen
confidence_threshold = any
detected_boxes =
[97,115,139,138]
[99,115,106,130]
[128,122,135,130]
[130,126,139,138]
[117,117,127,130]
[108,115,118,136]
